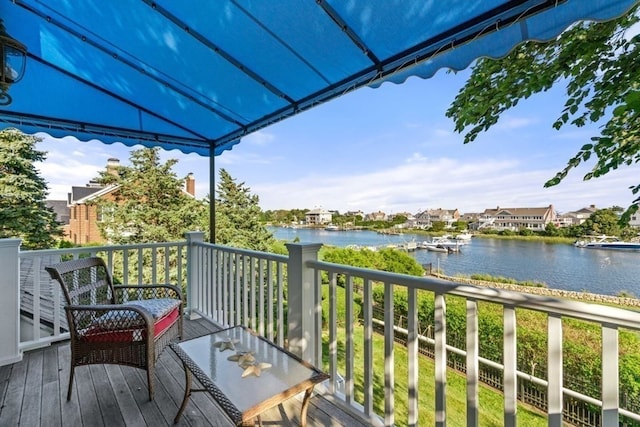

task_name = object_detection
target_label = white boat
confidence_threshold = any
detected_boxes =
[426,244,449,253]
[455,232,473,242]
[574,235,640,251]
[422,237,462,253]
[324,224,340,231]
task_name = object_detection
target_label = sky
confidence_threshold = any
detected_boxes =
[35,68,638,216]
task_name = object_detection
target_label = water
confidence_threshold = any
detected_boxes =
[270,227,640,296]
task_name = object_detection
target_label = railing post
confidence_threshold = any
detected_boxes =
[286,242,322,363]
[0,239,22,366]
[185,231,204,320]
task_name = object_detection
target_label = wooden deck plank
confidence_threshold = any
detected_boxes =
[41,346,62,427]
[22,350,45,426]
[0,318,369,427]
[89,364,126,426]
[103,364,147,427]
[0,350,28,426]
[56,344,83,426]
[0,363,12,412]
[118,365,172,427]
[75,359,105,427]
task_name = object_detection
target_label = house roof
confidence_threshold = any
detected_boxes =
[492,206,553,216]
[44,199,70,224]
[68,185,110,204]
[1,1,635,156]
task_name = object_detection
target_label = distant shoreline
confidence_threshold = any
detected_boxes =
[432,271,640,308]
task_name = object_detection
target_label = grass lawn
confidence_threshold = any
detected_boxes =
[322,325,547,426]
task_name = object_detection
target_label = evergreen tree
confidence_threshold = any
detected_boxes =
[214,169,274,251]
[446,4,640,217]
[0,128,62,249]
[93,147,208,244]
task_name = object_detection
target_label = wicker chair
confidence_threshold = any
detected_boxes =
[45,256,183,401]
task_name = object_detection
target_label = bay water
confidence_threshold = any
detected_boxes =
[270,227,640,297]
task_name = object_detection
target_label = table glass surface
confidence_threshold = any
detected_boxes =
[175,326,320,413]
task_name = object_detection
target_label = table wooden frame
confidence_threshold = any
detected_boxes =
[171,326,329,426]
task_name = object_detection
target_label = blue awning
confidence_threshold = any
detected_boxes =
[0,0,636,156]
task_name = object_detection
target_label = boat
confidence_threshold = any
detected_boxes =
[324,224,340,231]
[403,240,418,251]
[421,237,462,253]
[455,232,473,242]
[426,244,451,253]
[574,235,640,251]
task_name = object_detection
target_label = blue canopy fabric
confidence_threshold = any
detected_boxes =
[0,0,636,156]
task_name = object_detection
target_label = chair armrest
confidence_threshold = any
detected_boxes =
[113,284,183,301]
[65,303,155,332]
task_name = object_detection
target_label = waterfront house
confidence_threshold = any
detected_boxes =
[364,210,387,222]
[558,205,599,227]
[344,210,365,219]
[459,212,481,230]
[3,2,639,425]
[304,208,333,225]
[479,205,556,232]
[414,208,460,229]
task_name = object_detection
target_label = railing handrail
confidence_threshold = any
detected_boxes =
[192,241,289,263]
[19,240,187,257]
[307,259,640,330]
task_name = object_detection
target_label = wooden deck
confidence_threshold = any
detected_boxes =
[0,318,369,427]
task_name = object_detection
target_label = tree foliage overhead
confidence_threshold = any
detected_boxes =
[93,147,207,244]
[0,128,62,249]
[446,4,640,216]
[215,168,274,251]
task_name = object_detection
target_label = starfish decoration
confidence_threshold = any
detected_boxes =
[241,361,273,378]
[212,337,239,352]
[227,351,256,366]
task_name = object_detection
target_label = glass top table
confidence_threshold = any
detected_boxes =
[171,325,329,426]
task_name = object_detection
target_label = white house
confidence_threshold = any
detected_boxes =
[479,205,556,231]
[305,208,332,225]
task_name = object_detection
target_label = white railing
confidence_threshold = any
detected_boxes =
[186,235,289,347]
[6,235,640,426]
[17,241,187,351]
[306,259,640,427]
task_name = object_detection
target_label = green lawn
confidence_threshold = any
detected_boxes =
[323,287,547,427]
[322,325,547,426]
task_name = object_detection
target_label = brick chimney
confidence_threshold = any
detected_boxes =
[186,173,195,196]
[106,158,120,177]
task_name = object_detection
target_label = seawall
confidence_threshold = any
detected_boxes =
[433,273,640,308]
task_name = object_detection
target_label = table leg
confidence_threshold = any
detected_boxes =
[174,360,192,424]
[300,387,314,427]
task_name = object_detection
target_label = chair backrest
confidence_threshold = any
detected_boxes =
[45,257,116,306]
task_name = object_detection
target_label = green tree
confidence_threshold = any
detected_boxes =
[544,222,560,237]
[581,208,622,237]
[214,169,274,251]
[452,220,469,232]
[430,221,446,232]
[0,128,62,249]
[446,5,640,217]
[93,147,208,244]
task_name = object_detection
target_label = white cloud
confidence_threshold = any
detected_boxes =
[495,116,537,130]
[250,153,637,215]
[244,130,275,146]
